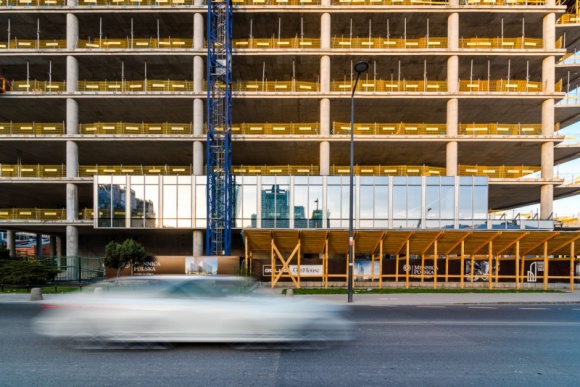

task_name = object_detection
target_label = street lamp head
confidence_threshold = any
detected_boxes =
[354,61,369,74]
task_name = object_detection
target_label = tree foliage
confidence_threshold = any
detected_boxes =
[104,239,148,279]
[0,259,60,285]
[0,247,11,260]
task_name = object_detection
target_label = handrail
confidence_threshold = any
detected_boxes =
[0,122,65,135]
[78,165,192,176]
[458,123,543,136]
[0,40,67,50]
[458,79,552,92]
[11,80,66,92]
[0,208,93,221]
[78,80,196,92]
[77,38,195,50]
[331,80,448,92]
[332,122,446,135]
[232,122,320,135]
[458,165,541,178]
[233,38,320,49]
[458,37,543,50]
[79,122,193,135]
[233,80,319,92]
[557,14,580,25]
[331,37,448,49]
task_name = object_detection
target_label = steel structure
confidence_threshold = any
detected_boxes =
[206,0,233,255]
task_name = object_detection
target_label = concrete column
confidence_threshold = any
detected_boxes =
[449,0,459,5]
[193,231,203,256]
[447,56,458,93]
[540,185,553,219]
[446,99,458,176]
[66,98,78,134]
[320,56,331,93]
[66,141,78,178]
[66,13,78,50]
[321,13,331,49]
[542,56,555,93]
[320,141,330,176]
[6,230,15,257]
[193,141,204,176]
[50,235,57,256]
[542,99,555,135]
[66,225,79,280]
[320,98,330,135]
[194,0,203,5]
[447,13,459,51]
[66,56,78,92]
[67,183,78,221]
[194,56,204,93]
[541,142,554,180]
[56,236,63,257]
[321,0,331,5]
[543,13,556,50]
[194,13,204,50]
[35,234,43,257]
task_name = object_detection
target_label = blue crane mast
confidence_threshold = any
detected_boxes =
[206,0,233,256]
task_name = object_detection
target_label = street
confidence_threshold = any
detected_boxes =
[1,303,579,386]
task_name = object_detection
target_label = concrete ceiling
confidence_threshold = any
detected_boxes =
[0,183,92,208]
[490,183,580,210]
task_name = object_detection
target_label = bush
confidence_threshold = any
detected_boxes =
[0,247,11,260]
[0,259,60,285]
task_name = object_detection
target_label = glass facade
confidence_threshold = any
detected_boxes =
[95,175,495,230]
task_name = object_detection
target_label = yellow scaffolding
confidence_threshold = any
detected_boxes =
[78,165,192,176]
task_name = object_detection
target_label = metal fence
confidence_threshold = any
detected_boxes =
[35,256,106,282]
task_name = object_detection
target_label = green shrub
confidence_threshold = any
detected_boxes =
[0,259,60,285]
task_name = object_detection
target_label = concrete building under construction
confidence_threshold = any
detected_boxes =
[1,0,580,286]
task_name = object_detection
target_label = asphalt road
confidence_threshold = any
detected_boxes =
[1,303,579,387]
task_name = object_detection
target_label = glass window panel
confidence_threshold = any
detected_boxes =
[178,176,192,184]
[308,176,322,185]
[375,185,388,220]
[393,185,407,219]
[473,185,488,219]
[360,220,374,228]
[341,185,350,224]
[178,185,192,224]
[130,184,145,228]
[243,176,257,184]
[426,176,439,186]
[328,176,341,185]
[163,185,177,227]
[294,185,308,228]
[98,176,112,184]
[309,184,323,228]
[144,184,159,228]
[460,176,473,185]
[474,177,488,185]
[196,175,206,184]
[112,184,126,228]
[407,185,422,219]
[408,176,422,185]
[393,176,406,186]
[426,185,440,219]
[360,176,373,185]
[375,176,388,185]
[327,185,341,223]
[262,176,275,186]
[360,185,374,219]
[294,176,308,185]
[242,185,257,228]
[440,185,455,219]
[195,184,206,225]
[458,185,473,220]
[441,176,455,186]
[164,176,177,184]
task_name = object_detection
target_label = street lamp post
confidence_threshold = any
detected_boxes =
[348,61,369,303]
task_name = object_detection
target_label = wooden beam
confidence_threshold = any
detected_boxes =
[496,232,529,255]
[521,232,559,256]
[571,241,575,291]
[470,232,501,256]
[549,234,580,255]
[515,240,520,290]
[395,232,415,255]
[444,232,472,255]
[379,238,384,289]
[460,241,465,289]
[405,240,410,289]
[420,232,443,255]
[433,241,438,289]
[543,241,548,291]
[372,231,386,255]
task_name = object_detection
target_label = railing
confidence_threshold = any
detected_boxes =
[0,208,93,221]
[233,38,320,49]
[557,173,580,186]
[79,122,193,135]
[77,0,198,5]
[10,80,66,93]
[78,165,192,176]
[459,0,549,5]
[458,165,541,179]
[459,37,543,49]
[331,165,446,176]
[332,122,446,135]
[0,40,67,50]
[0,164,66,178]
[558,89,580,105]
[331,37,448,49]
[77,38,195,50]
[0,0,554,5]
[458,79,552,92]
[232,122,320,135]
[78,80,196,92]
[232,0,321,4]
[231,165,320,175]
[0,0,65,6]
[555,132,579,145]
[557,53,580,64]
[0,122,65,135]
[557,13,580,25]
[458,123,543,136]
[233,80,319,92]
[332,0,448,4]
[331,80,447,92]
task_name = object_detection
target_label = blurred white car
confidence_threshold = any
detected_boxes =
[33,276,352,349]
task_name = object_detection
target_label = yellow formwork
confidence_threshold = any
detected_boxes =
[79,122,193,135]
[78,80,196,92]
[333,122,446,135]
[458,165,541,179]
[0,40,67,49]
[0,122,65,135]
[77,38,195,50]
[331,37,448,49]
[331,80,448,93]
[459,37,543,49]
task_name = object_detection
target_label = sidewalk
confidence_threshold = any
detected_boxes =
[2,290,580,306]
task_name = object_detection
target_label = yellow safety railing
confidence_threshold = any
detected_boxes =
[0,122,65,135]
[79,122,193,135]
[231,165,320,175]
[458,79,550,92]
[78,80,196,92]
[557,14,580,25]
[0,208,94,221]
[77,0,196,5]
[333,122,446,135]
[0,164,66,178]
[459,37,543,49]
[233,38,320,49]
[1,0,65,6]
[77,38,195,50]
[10,80,65,92]
[459,0,548,5]
[0,40,67,50]
[459,123,543,136]
[233,80,319,92]
[232,0,321,4]
[78,165,192,176]
[331,80,447,92]
[332,0,448,4]
[331,37,448,49]
[458,165,541,178]
[231,123,320,135]
[331,165,446,176]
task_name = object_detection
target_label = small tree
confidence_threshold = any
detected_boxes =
[104,239,148,280]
